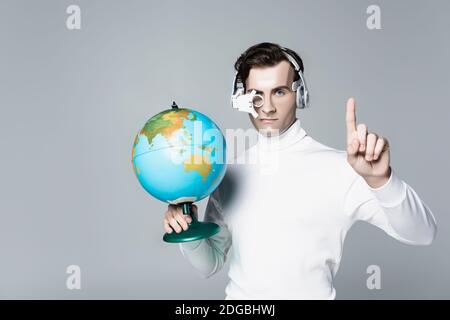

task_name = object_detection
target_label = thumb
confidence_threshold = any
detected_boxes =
[347,138,360,165]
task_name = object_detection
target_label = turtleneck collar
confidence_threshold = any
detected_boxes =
[256,118,307,151]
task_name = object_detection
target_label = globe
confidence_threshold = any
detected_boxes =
[131,102,227,243]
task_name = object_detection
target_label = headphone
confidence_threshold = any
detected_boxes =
[231,46,310,116]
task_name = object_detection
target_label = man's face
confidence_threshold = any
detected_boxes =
[245,60,297,136]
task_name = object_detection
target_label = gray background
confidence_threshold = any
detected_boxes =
[0,0,449,299]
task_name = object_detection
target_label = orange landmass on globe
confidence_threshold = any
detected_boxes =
[139,109,196,147]
[183,152,212,182]
[160,110,191,142]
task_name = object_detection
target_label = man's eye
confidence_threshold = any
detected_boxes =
[275,90,285,96]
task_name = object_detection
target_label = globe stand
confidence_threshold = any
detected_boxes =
[163,202,220,243]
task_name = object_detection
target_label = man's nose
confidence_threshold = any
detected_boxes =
[260,96,276,115]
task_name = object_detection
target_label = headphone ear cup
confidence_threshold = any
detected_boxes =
[297,86,305,109]
[301,86,305,108]
[303,88,309,108]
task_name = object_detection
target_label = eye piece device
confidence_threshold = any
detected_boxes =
[231,89,264,118]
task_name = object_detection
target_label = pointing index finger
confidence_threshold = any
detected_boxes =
[346,97,357,141]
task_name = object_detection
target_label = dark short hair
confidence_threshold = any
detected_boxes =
[234,42,304,91]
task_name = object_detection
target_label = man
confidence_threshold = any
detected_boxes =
[163,42,437,299]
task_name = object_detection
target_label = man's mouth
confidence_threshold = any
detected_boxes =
[260,118,278,123]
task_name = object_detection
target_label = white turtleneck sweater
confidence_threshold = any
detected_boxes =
[179,118,437,300]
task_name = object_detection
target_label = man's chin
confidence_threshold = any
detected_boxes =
[257,125,281,137]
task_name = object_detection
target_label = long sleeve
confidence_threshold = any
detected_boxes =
[178,186,232,278]
[344,167,437,245]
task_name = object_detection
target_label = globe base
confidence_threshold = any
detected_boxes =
[163,220,220,243]
[163,202,221,243]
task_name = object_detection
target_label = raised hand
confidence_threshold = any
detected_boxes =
[345,97,391,188]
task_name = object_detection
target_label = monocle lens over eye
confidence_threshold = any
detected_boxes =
[253,94,264,108]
